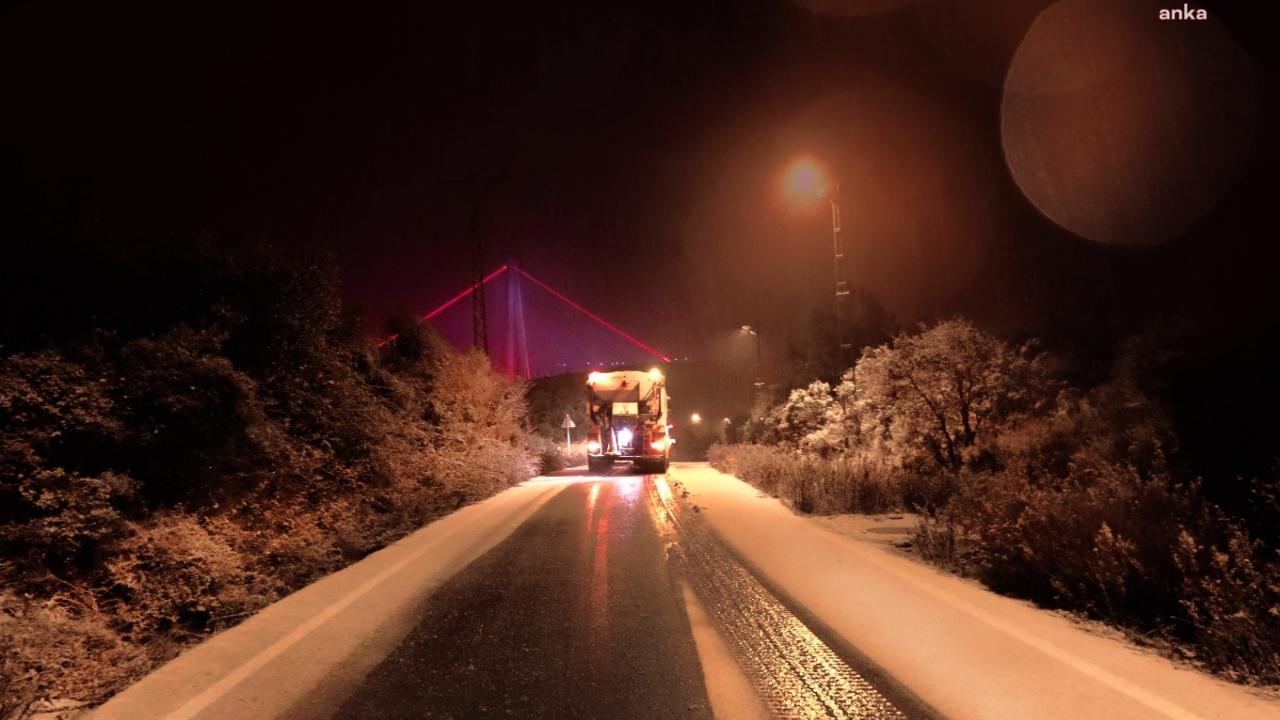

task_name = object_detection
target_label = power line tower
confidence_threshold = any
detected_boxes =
[442,174,506,353]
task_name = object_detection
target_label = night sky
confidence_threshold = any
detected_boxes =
[3,0,1276,368]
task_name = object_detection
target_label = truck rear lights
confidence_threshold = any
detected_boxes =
[587,440,601,453]
[650,439,667,451]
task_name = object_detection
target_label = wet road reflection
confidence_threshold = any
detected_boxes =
[330,475,712,720]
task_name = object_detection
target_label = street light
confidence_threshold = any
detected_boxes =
[741,325,763,388]
[785,157,852,364]
[785,158,825,200]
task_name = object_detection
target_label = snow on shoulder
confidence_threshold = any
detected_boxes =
[670,462,1280,720]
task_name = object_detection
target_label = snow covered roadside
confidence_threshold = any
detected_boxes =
[86,478,568,720]
[671,462,1280,720]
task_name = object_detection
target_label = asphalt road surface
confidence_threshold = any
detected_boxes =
[328,469,922,720]
[330,473,714,720]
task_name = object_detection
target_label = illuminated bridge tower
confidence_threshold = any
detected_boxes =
[505,262,531,378]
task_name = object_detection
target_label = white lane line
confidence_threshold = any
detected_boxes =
[163,481,565,720]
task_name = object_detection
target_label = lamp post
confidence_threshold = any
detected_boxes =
[786,158,852,366]
[827,185,851,366]
[741,325,763,388]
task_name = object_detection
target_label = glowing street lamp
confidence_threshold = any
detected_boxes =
[785,157,829,202]
[691,413,702,424]
[785,157,851,362]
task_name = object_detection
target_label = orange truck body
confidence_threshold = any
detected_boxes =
[585,369,670,473]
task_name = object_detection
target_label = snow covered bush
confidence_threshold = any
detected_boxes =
[1173,523,1280,683]
[0,350,138,575]
[0,243,541,713]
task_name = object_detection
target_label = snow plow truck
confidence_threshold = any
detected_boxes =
[586,369,671,473]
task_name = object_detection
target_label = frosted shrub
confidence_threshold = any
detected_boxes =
[0,245,546,711]
[710,444,902,515]
[1173,524,1280,682]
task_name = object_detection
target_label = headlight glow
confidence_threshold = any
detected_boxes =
[618,428,633,446]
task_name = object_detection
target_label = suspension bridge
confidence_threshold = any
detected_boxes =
[384,265,672,379]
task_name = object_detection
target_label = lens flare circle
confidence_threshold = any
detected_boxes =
[1001,0,1256,246]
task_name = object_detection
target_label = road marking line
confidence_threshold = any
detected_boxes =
[163,482,564,720]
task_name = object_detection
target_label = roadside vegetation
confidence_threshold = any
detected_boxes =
[0,243,558,718]
[524,372,591,472]
[711,318,1280,686]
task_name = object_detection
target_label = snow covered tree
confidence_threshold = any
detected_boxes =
[773,380,833,449]
[855,319,1055,473]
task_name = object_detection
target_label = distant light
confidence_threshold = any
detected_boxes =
[691,413,702,424]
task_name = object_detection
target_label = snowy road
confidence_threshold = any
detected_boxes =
[88,467,920,720]
[88,464,1280,720]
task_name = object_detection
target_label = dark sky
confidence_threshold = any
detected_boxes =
[3,0,1277,365]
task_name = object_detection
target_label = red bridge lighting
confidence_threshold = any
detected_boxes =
[380,265,671,366]
[425,265,510,320]
[515,267,671,363]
